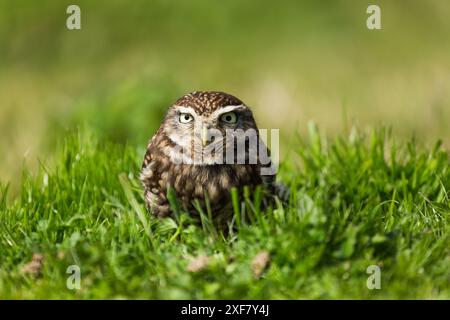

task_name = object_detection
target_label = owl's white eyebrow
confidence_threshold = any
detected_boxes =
[213,105,246,117]
[174,106,197,115]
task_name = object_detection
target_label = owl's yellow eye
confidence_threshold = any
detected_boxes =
[179,113,194,123]
[220,112,237,124]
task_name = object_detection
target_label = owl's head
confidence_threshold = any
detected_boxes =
[161,91,259,165]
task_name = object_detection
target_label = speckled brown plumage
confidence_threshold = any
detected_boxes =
[140,91,282,222]
[174,91,244,116]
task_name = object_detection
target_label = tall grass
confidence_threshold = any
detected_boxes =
[0,127,449,299]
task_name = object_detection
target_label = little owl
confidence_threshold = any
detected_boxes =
[140,91,286,222]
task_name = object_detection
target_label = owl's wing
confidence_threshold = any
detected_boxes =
[258,137,290,203]
[140,133,171,217]
[258,136,275,186]
[141,135,157,170]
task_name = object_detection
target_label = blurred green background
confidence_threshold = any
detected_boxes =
[1,0,450,186]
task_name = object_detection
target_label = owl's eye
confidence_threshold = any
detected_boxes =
[220,112,237,124]
[179,113,194,123]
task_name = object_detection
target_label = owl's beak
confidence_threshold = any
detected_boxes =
[201,126,209,147]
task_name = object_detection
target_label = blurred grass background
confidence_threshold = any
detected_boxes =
[1,0,450,187]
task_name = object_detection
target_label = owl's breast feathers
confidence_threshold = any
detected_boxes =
[140,134,272,218]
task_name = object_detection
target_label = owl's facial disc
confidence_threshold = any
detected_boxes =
[164,104,255,165]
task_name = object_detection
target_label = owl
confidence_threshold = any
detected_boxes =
[140,91,286,222]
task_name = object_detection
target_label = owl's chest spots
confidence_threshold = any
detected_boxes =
[159,163,259,206]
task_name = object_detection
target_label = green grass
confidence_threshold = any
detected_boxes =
[0,126,449,299]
